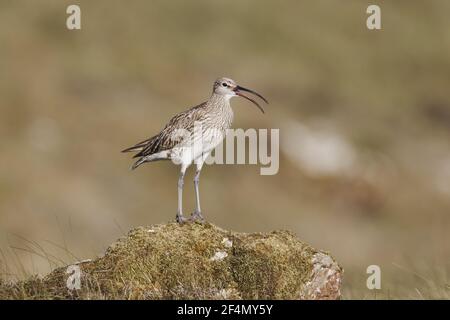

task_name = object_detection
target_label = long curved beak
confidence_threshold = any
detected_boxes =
[234,85,269,114]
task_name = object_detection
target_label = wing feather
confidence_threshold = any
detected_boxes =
[122,102,208,159]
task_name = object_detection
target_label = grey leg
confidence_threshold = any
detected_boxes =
[191,169,205,222]
[194,170,201,213]
[176,169,188,223]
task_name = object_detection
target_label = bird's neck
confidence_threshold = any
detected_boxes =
[207,93,234,128]
[208,93,232,110]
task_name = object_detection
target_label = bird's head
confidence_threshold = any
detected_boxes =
[213,77,268,113]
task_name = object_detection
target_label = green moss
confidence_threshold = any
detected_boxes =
[231,230,315,299]
[0,222,339,300]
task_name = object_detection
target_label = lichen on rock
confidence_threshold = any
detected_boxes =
[0,222,343,299]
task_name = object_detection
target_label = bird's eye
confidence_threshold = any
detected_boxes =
[222,83,227,87]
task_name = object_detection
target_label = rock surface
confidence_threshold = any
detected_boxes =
[0,222,343,299]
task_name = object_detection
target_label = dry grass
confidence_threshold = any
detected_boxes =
[0,223,335,300]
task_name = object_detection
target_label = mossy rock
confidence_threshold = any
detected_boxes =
[0,222,342,299]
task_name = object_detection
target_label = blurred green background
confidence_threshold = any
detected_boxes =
[1,0,449,299]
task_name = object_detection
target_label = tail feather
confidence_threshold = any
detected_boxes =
[131,157,147,170]
[121,137,153,153]
[122,145,143,153]
[130,151,170,170]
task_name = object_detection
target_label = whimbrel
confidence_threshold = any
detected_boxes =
[122,77,268,223]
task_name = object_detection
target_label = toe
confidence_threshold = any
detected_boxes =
[176,214,189,224]
[190,211,205,223]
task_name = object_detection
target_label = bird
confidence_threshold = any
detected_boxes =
[122,77,268,223]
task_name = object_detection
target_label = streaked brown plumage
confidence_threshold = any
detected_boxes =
[122,77,268,223]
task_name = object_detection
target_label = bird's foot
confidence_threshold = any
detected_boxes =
[190,210,205,223]
[176,213,189,224]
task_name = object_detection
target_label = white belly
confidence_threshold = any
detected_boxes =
[170,128,225,168]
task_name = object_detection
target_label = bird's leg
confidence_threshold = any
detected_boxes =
[191,169,205,222]
[176,169,188,224]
